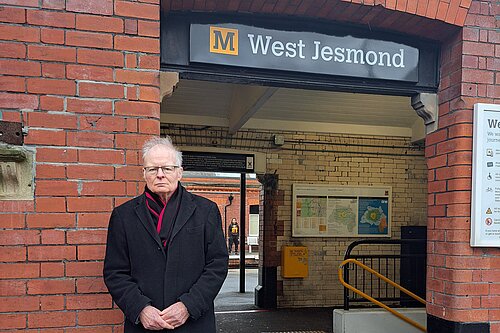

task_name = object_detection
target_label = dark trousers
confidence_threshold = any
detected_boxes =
[228,237,239,252]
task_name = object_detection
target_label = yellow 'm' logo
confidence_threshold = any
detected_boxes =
[210,26,238,56]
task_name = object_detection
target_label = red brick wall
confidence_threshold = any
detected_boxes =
[0,0,160,331]
[1,0,498,330]
[426,0,499,330]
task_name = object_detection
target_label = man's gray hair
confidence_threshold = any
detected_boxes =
[142,136,183,166]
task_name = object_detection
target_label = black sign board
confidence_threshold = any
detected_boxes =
[182,151,255,173]
[161,14,440,94]
[190,23,419,82]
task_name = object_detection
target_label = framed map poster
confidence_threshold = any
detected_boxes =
[292,184,392,237]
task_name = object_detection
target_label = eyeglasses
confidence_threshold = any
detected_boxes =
[143,165,180,175]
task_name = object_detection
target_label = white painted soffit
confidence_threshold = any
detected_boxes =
[160,79,423,138]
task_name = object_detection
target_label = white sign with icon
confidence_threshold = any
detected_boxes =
[471,103,500,247]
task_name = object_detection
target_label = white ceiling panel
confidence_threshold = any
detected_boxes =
[161,79,422,137]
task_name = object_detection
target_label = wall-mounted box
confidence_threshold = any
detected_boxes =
[282,246,308,278]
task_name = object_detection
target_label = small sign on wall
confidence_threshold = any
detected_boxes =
[471,103,500,247]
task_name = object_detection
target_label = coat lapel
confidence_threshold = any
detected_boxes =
[171,188,195,241]
[134,194,164,250]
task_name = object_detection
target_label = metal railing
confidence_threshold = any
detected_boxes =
[342,239,426,310]
[338,258,426,332]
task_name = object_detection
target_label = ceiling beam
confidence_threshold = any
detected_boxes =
[228,85,278,134]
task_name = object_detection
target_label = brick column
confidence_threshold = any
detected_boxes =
[426,1,499,332]
[0,0,160,331]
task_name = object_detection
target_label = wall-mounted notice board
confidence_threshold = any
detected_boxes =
[292,184,392,237]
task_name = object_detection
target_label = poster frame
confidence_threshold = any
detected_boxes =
[292,183,392,238]
[471,103,500,247]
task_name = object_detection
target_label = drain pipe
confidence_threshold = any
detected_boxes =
[224,194,234,240]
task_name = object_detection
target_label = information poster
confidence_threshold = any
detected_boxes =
[292,184,391,237]
[471,103,500,247]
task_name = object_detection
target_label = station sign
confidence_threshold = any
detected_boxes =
[471,103,500,247]
[182,151,254,173]
[190,23,419,82]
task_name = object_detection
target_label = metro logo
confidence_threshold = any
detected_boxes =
[210,26,238,55]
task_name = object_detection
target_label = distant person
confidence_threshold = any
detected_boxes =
[228,218,240,254]
[103,136,228,332]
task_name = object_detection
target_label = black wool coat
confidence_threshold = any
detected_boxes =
[103,187,229,333]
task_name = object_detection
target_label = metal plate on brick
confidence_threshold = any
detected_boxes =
[0,121,23,145]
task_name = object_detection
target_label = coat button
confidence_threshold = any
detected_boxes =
[157,247,161,251]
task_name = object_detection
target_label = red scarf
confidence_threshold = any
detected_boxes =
[144,185,182,248]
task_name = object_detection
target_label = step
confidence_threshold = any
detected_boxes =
[333,308,426,333]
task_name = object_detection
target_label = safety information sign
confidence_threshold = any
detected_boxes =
[471,103,500,247]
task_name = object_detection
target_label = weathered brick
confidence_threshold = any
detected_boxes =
[0,230,40,246]
[78,82,124,99]
[66,261,103,277]
[114,35,159,53]
[27,78,76,95]
[40,262,65,277]
[0,59,41,76]
[66,131,114,148]
[77,245,106,260]
[0,75,25,92]
[35,180,79,196]
[0,313,26,329]
[0,263,39,279]
[66,98,113,115]
[81,181,126,196]
[66,294,112,310]
[0,280,27,296]
[35,197,66,213]
[66,64,114,82]
[66,30,113,48]
[24,128,66,146]
[114,1,159,20]
[0,7,26,23]
[0,246,26,262]
[77,49,123,67]
[41,229,65,244]
[0,92,38,109]
[66,197,113,212]
[0,24,40,42]
[28,112,77,129]
[28,311,76,328]
[67,0,113,15]
[40,95,64,111]
[27,10,75,28]
[76,14,123,33]
[28,45,76,62]
[28,245,76,261]
[115,100,160,117]
[0,41,26,58]
[37,147,77,163]
[66,165,114,180]
[77,309,123,325]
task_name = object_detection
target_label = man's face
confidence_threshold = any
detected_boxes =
[143,145,183,199]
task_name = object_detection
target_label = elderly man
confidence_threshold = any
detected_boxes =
[104,136,228,332]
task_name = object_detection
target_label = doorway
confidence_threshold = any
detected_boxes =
[181,171,261,311]
[160,77,428,309]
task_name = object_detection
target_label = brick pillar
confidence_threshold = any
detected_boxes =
[0,1,160,331]
[255,173,281,308]
[426,1,498,332]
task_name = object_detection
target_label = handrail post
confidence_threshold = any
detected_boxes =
[343,261,349,310]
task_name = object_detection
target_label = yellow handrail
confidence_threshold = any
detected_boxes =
[338,258,426,332]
